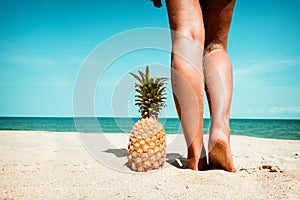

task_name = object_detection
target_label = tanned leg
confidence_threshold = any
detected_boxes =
[201,0,236,172]
[166,0,207,170]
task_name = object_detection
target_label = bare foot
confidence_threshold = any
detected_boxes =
[187,147,208,171]
[208,136,236,172]
[187,157,199,170]
[198,146,208,170]
[198,156,208,171]
[186,156,208,171]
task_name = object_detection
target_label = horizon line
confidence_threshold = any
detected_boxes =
[0,115,299,120]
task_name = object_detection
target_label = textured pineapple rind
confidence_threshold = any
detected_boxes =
[127,117,166,172]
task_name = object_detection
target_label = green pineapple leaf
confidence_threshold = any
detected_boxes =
[145,66,150,84]
[138,70,146,83]
[131,66,168,118]
[130,72,144,85]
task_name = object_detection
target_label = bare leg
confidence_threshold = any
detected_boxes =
[204,50,236,172]
[166,0,207,170]
[201,0,236,172]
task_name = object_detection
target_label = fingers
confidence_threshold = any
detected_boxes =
[151,0,162,8]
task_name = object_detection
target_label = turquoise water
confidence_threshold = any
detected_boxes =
[0,117,299,140]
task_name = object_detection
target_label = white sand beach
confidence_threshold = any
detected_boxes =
[0,131,299,199]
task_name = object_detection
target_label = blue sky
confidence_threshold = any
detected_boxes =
[0,0,299,119]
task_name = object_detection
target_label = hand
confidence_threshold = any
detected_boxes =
[151,0,162,8]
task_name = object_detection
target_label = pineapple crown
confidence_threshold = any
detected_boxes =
[130,66,167,119]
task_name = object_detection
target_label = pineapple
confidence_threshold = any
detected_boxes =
[128,66,167,172]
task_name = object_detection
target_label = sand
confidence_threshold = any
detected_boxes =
[0,131,299,199]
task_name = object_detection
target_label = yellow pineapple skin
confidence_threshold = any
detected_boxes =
[128,117,166,172]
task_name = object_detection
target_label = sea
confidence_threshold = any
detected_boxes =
[0,117,299,140]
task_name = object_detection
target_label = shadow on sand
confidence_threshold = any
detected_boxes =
[103,148,187,169]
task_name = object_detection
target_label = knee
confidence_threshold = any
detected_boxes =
[173,22,205,45]
[171,23,205,72]
[204,40,227,53]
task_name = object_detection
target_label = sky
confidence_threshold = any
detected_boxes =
[0,0,299,119]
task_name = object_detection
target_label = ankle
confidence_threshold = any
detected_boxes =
[187,157,199,170]
[209,129,227,142]
[209,121,230,142]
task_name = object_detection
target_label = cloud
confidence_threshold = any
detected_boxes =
[7,55,56,67]
[270,106,300,114]
[233,56,300,76]
[233,106,300,117]
[231,55,300,90]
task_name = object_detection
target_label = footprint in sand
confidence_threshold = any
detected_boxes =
[239,165,283,174]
